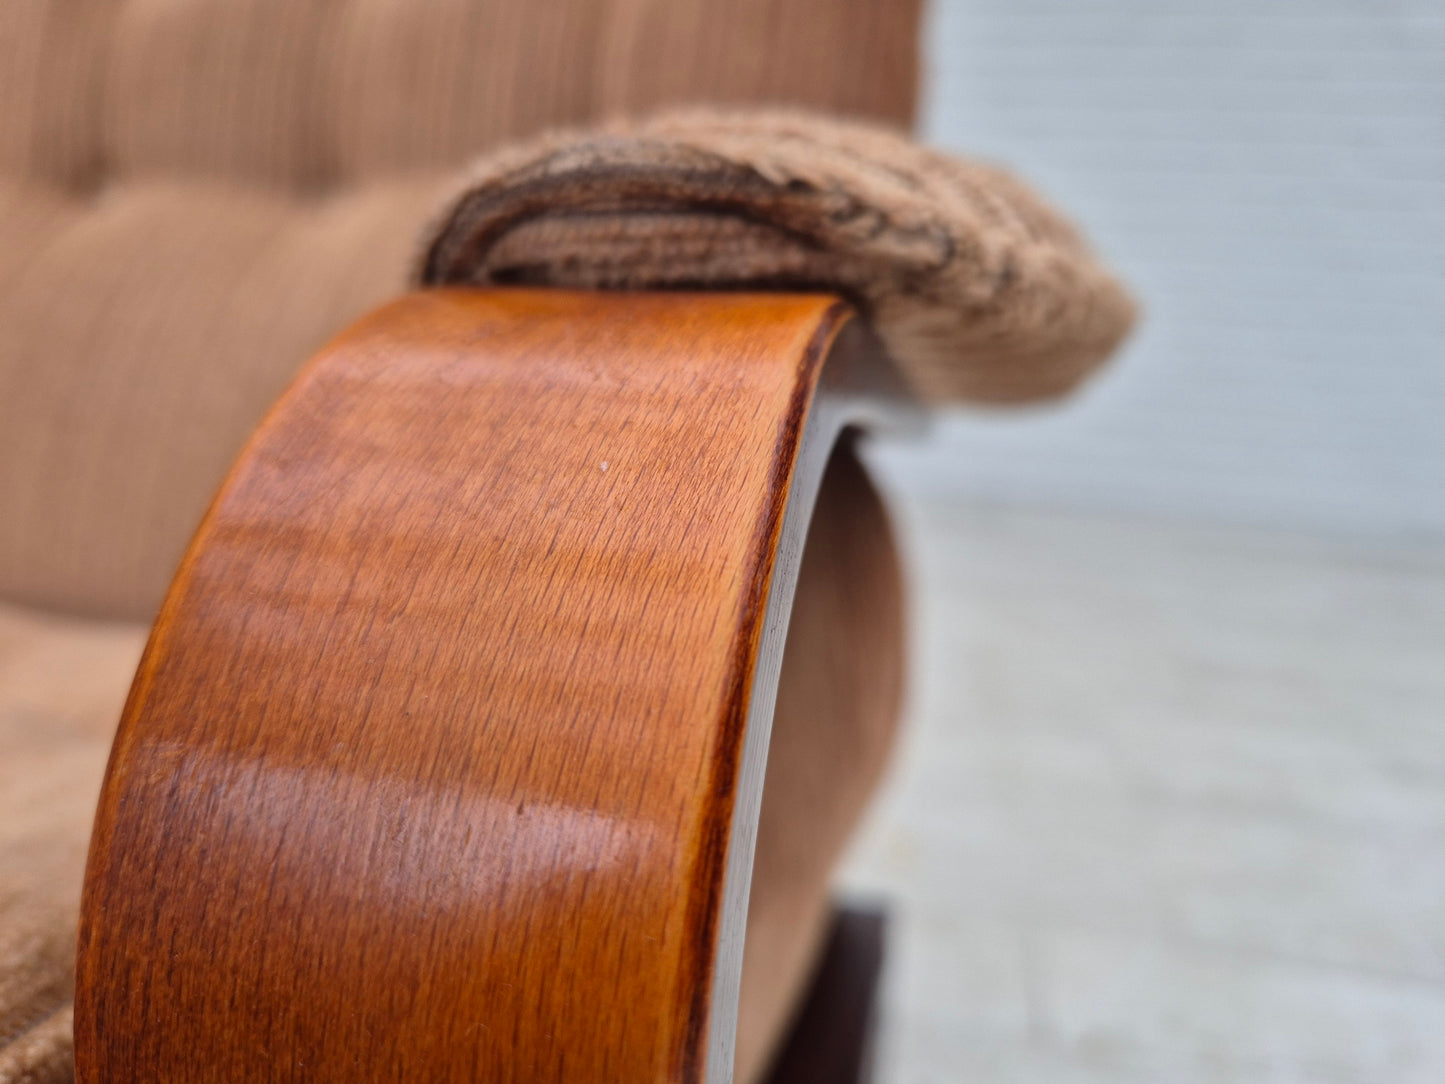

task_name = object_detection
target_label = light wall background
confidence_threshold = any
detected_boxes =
[874,0,1445,541]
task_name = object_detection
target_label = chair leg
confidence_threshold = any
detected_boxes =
[762,904,888,1084]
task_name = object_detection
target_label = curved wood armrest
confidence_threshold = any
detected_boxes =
[77,289,914,1083]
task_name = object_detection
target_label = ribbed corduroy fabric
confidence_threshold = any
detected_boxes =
[0,0,920,621]
[0,605,146,1084]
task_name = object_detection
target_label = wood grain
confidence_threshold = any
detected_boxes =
[75,288,908,1082]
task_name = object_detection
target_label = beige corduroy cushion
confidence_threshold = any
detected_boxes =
[0,0,918,192]
[420,109,1136,405]
[0,0,920,623]
[0,176,455,622]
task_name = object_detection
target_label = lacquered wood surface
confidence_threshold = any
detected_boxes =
[76,289,907,1082]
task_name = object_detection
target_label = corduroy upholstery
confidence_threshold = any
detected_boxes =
[0,0,920,621]
[0,603,145,1084]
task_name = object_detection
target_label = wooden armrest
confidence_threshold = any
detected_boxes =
[76,289,914,1083]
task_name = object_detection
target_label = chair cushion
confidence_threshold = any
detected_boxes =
[0,0,921,623]
[1,0,917,194]
[0,176,451,619]
[0,603,145,1082]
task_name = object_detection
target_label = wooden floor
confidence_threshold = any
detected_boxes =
[839,495,1445,1083]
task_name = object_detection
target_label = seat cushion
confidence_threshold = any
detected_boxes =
[0,603,145,1082]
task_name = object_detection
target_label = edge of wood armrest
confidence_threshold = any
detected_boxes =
[76,288,911,1083]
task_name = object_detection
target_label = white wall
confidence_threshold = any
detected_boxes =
[875,0,1445,540]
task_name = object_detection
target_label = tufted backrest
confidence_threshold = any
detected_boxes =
[0,0,920,620]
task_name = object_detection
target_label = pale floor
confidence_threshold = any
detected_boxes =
[837,498,1445,1083]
